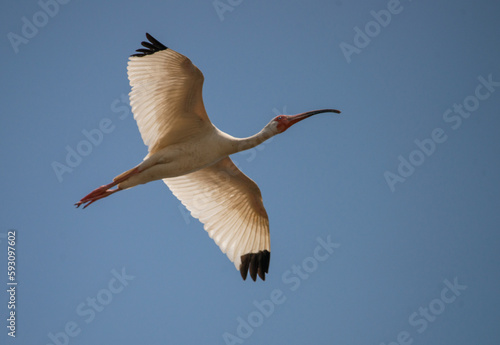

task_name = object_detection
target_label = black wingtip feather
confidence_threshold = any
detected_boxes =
[130,33,168,57]
[141,41,156,50]
[240,260,250,281]
[239,250,270,282]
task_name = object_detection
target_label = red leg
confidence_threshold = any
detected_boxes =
[75,188,120,209]
[75,167,139,209]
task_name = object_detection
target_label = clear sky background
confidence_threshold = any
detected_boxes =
[1,0,499,344]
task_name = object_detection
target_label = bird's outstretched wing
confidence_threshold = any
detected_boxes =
[164,157,271,281]
[128,33,211,154]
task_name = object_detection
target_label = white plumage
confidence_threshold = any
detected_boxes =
[165,157,270,271]
[76,33,341,281]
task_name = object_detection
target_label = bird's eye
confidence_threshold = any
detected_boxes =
[277,116,283,121]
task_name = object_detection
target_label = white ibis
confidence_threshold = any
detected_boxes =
[76,33,341,281]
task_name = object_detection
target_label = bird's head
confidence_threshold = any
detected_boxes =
[269,109,341,134]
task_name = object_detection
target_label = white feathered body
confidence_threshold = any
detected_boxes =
[118,124,273,190]
[76,33,343,281]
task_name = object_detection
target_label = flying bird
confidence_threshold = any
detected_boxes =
[75,33,341,281]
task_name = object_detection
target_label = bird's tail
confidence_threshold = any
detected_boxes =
[113,166,139,182]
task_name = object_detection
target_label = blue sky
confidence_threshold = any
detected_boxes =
[1,0,499,344]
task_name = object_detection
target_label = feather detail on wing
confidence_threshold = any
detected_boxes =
[128,33,211,154]
[164,157,271,281]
